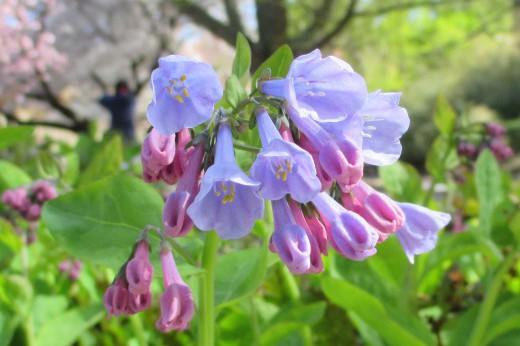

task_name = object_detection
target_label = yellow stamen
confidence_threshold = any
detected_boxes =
[173,95,184,103]
[166,86,173,95]
[180,74,187,81]
[183,88,190,97]
[281,171,287,181]
[285,159,293,173]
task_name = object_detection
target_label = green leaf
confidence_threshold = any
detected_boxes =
[425,136,456,182]
[32,295,68,332]
[484,297,520,344]
[475,149,502,234]
[215,246,268,307]
[260,322,305,346]
[232,33,251,79]
[36,151,61,179]
[322,277,435,346]
[78,135,122,187]
[267,301,326,327]
[0,306,19,346]
[35,304,104,346]
[379,161,424,203]
[0,160,31,191]
[224,75,248,109]
[0,126,34,149]
[42,174,163,269]
[252,45,293,90]
[433,94,456,138]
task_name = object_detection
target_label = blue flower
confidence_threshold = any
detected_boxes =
[260,49,367,122]
[147,55,223,136]
[187,124,264,239]
[395,203,451,263]
[250,109,321,202]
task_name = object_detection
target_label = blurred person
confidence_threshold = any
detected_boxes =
[99,80,136,142]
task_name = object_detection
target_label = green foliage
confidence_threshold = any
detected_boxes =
[0,126,34,150]
[232,33,251,80]
[475,150,502,235]
[379,161,424,204]
[252,45,294,89]
[78,135,123,187]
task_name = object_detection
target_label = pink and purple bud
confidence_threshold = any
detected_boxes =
[260,49,367,122]
[2,188,30,212]
[141,128,176,183]
[341,181,405,242]
[457,141,478,159]
[485,122,506,137]
[395,203,451,263]
[187,124,264,239]
[163,143,204,237]
[250,109,321,202]
[103,278,131,318]
[31,181,57,203]
[147,55,223,136]
[270,199,312,274]
[156,247,194,332]
[312,192,378,261]
[489,139,514,162]
[126,239,154,295]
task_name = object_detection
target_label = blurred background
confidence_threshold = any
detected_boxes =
[2,1,520,345]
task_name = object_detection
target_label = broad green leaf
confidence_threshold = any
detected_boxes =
[232,33,251,79]
[433,95,456,138]
[0,126,34,149]
[224,75,248,109]
[322,277,435,346]
[0,306,19,346]
[78,135,122,187]
[0,220,23,263]
[260,322,305,346]
[32,295,68,332]
[0,160,31,191]
[215,246,268,307]
[475,149,502,235]
[0,275,33,319]
[252,45,293,90]
[379,161,424,203]
[42,174,163,269]
[35,304,104,346]
[266,301,326,327]
[484,297,520,344]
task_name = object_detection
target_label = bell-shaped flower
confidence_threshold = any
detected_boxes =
[341,180,405,242]
[270,199,311,274]
[187,124,264,239]
[303,210,329,255]
[287,95,363,190]
[156,248,194,332]
[147,55,223,136]
[163,144,204,237]
[128,291,152,314]
[312,192,378,261]
[358,91,410,166]
[250,109,320,202]
[288,201,324,273]
[395,203,451,264]
[141,129,176,182]
[125,239,154,295]
[260,49,367,121]
[172,128,195,178]
[103,278,130,318]
[298,134,333,191]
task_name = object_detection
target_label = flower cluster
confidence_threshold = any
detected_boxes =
[103,233,194,332]
[457,121,514,163]
[58,259,83,281]
[131,50,452,331]
[2,180,57,222]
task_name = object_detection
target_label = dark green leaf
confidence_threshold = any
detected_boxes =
[0,126,34,149]
[215,246,268,307]
[475,149,502,234]
[252,45,293,90]
[232,33,251,79]
[379,161,424,203]
[78,135,122,187]
[425,136,456,182]
[224,75,248,109]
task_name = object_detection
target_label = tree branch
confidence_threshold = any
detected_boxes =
[2,110,86,131]
[354,0,460,17]
[222,0,244,33]
[172,1,238,47]
[290,0,334,47]
[309,0,359,49]
[38,79,79,122]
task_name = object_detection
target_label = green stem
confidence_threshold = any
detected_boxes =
[198,231,219,346]
[467,249,518,346]
[167,238,197,266]
[233,142,261,153]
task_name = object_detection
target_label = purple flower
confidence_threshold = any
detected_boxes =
[156,248,194,332]
[141,128,176,178]
[358,91,410,166]
[31,180,57,203]
[312,192,378,261]
[485,122,506,137]
[289,106,363,190]
[103,278,130,318]
[147,55,223,136]
[489,139,514,161]
[270,199,311,274]
[250,109,321,202]
[395,203,451,264]
[341,180,405,242]
[163,144,204,237]
[260,49,367,121]
[126,239,154,295]
[187,124,264,239]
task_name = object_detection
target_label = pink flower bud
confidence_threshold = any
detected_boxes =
[156,249,194,332]
[103,279,130,318]
[128,291,152,314]
[341,181,405,242]
[485,122,506,137]
[31,181,57,203]
[24,204,41,221]
[299,134,332,191]
[126,240,154,295]
[141,129,176,178]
